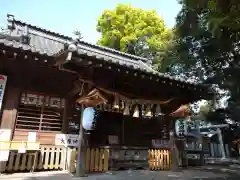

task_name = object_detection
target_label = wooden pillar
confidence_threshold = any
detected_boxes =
[0,86,20,132]
[163,115,171,139]
[76,108,87,177]
[167,116,179,171]
[170,131,179,171]
[0,86,20,172]
[61,98,73,133]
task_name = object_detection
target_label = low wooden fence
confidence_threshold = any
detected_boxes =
[69,148,109,173]
[148,149,171,170]
[1,147,171,173]
[69,148,171,173]
[2,146,66,173]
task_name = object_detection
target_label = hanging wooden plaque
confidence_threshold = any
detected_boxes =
[50,97,61,108]
[26,93,38,105]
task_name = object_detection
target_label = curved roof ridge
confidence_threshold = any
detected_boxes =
[10,15,148,62]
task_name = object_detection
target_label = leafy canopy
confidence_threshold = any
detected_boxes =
[175,0,240,123]
[96,4,173,70]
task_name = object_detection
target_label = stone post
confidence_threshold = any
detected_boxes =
[217,128,226,159]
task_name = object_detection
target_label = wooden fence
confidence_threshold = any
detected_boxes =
[69,148,109,173]
[1,147,171,173]
[2,146,66,173]
[148,149,171,170]
[70,148,170,172]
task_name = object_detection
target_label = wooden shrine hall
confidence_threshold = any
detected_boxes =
[0,14,213,174]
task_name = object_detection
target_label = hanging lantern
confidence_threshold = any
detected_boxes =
[113,96,120,109]
[155,104,161,116]
[133,104,140,118]
[145,104,152,117]
[123,101,130,115]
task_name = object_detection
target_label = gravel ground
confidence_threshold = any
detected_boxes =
[1,165,240,180]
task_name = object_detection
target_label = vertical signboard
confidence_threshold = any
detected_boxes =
[0,75,7,111]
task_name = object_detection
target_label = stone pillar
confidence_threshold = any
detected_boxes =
[217,128,226,159]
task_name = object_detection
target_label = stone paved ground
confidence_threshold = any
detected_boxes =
[1,165,240,180]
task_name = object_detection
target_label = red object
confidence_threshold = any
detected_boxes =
[0,76,5,80]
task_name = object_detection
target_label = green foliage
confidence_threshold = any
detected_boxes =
[175,0,240,123]
[96,4,174,71]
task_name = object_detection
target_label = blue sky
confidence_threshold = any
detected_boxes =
[0,0,181,44]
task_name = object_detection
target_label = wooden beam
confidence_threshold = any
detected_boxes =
[66,80,84,97]
[61,98,69,133]
[59,65,200,113]
[76,88,110,106]
[54,51,69,66]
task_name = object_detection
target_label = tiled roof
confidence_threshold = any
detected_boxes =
[0,15,212,90]
[74,45,195,84]
[0,34,54,57]
[11,19,149,62]
[3,17,154,72]
[75,42,155,72]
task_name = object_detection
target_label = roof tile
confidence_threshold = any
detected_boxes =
[0,16,211,88]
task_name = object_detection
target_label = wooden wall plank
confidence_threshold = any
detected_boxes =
[37,147,45,169]
[44,147,50,169]
[20,154,27,171]
[7,152,15,172]
[13,153,21,171]
[103,149,109,172]
[55,147,60,169]
[26,153,33,170]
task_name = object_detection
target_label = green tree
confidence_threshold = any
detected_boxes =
[96,4,173,70]
[175,0,240,123]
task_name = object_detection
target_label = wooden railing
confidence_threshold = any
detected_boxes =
[148,149,171,170]
[2,146,66,173]
[69,148,109,173]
